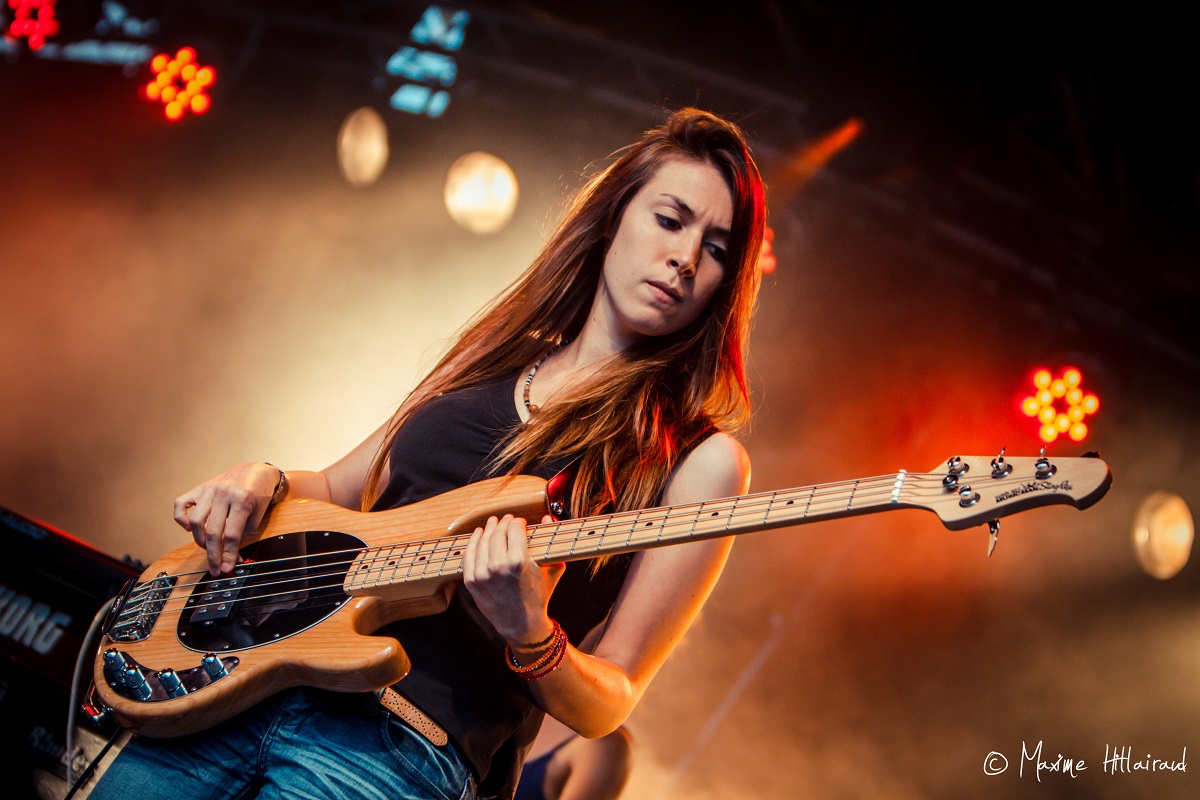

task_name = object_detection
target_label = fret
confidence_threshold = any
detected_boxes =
[762,490,777,526]
[724,495,739,532]
[626,508,643,549]
[405,538,439,583]
[382,545,408,587]
[658,505,677,544]
[846,479,860,511]
[434,535,468,580]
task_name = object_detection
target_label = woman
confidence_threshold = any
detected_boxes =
[90,107,765,800]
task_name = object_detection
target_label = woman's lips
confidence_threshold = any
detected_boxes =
[647,280,682,302]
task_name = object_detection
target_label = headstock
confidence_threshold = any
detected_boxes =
[907,451,1112,541]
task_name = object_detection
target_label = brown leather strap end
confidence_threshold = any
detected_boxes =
[379,687,449,747]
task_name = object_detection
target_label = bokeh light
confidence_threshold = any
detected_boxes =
[337,107,390,188]
[443,151,519,234]
[1133,492,1194,579]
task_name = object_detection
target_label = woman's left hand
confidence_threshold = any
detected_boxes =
[462,514,565,644]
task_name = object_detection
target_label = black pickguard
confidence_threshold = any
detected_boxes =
[177,530,364,653]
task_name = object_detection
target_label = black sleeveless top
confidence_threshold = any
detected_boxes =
[370,374,631,799]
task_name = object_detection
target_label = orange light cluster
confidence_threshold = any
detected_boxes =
[7,0,60,50]
[1020,367,1100,444]
[758,226,776,274]
[143,47,216,121]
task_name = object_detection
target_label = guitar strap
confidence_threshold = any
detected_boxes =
[378,686,450,747]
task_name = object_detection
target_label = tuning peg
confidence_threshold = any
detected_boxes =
[990,447,1012,478]
[947,456,968,476]
[1035,454,1057,480]
[987,520,1000,557]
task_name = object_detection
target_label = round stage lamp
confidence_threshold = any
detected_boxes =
[1132,492,1194,579]
[337,108,389,187]
[444,152,519,234]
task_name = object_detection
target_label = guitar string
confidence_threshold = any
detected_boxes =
[112,466,1062,621]
[114,473,913,614]
[111,475,915,622]
[117,472,913,600]
[125,468,991,597]
[110,469,1063,622]
[112,465,1051,623]
[121,466,1017,605]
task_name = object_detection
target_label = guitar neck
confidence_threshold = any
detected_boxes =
[529,472,908,562]
[348,472,909,593]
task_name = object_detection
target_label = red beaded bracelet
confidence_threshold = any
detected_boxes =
[518,638,567,681]
[505,619,565,677]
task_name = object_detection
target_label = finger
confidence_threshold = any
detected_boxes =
[220,499,255,574]
[204,496,233,575]
[175,496,202,548]
[173,492,198,532]
[486,515,510,566]
[505,516,529,566]
[186,494,215,549]
[463,527,483,585]
[544,561,567,591]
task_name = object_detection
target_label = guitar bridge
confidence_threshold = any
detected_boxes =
[106,572,176,642]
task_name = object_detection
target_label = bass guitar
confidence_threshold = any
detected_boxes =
[90,451,1110,737]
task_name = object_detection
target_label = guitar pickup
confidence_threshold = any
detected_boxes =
[189,573,249,623]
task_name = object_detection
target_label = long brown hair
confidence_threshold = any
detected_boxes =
[363,108,766,519]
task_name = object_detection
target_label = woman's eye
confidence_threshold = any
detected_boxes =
[656,214,682,231]
[704,242,728,264]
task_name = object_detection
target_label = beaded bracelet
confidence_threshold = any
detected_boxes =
[505,619,565,677]
[513,625,559,653]
[519,638,567,681]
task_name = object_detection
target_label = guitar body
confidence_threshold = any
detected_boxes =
[93,475,550,737]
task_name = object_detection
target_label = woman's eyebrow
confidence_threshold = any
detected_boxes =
[660,193,730,237]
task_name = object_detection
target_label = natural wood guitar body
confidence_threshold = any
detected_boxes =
[93,475,550,737]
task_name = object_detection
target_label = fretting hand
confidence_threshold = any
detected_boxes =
[462,513,565,645]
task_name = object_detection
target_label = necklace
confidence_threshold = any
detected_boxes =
[522,338,570,414]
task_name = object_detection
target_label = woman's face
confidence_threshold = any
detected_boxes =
[591,156,734,348]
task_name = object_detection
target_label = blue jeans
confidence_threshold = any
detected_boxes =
[88,688,476,800]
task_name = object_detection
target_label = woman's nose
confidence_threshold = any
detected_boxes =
[669,241,700,278]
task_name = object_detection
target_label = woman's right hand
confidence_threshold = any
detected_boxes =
[173,461,282,576]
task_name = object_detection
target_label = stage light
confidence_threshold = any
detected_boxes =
[1019,366,1100,444]
[389,84,450,118]
[383,5,472,119]
[443,152,519,234]
[337,107,390,188]
[410,5,470,51]
[1132,492,1194,579]
[791,118,864,184]
[6,0,59,51]
[758,225,776,274]
[143,46,215,122]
